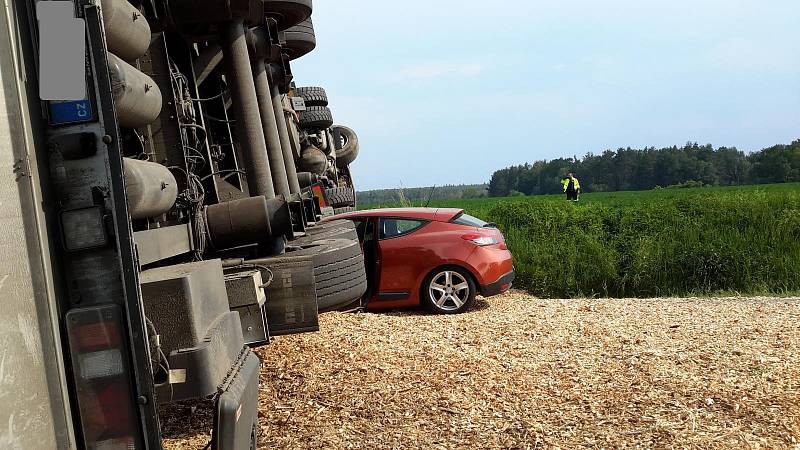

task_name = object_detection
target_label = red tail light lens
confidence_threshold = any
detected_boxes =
[311,184,327,207]
[461,233,498,246]
[66,305,141,449]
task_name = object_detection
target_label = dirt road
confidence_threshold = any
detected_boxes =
[163,291,800,449]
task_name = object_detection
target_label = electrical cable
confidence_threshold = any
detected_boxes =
[200,169,246,182]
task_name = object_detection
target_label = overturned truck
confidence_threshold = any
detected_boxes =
[1,0,364,448]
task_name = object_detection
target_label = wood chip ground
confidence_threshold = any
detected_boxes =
[161,291,800,449]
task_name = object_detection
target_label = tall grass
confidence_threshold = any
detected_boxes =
[489,190,800,297]
[363,183,800,298]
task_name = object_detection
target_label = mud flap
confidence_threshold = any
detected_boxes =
[213,350,261,450]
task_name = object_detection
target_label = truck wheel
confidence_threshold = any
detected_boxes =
[301,219,357,241]
[290,238,367,312]
[421,267,476,314]
[333,206,356,215]
[299,106,334,130]
[253,238,367,312]
[263,0,312,30]
[332,125,359,168]
[325,186,356,207]
[282,18,316,60]
[295,86,328,107]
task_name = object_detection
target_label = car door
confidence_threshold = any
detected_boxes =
[374,217,429,303]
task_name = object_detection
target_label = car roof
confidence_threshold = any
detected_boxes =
[333,207,464,222]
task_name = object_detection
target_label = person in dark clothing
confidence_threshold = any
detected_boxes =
[561,172,581,202]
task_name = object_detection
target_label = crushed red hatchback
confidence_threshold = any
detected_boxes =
[323,208,514,314]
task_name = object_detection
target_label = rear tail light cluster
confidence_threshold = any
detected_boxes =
[66,305,141,450]
[461,233,498,246]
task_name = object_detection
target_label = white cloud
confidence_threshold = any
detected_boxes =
[398,62,487,80]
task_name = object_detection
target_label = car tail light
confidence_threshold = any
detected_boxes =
[66,305,141,449]
[461,233,498,246]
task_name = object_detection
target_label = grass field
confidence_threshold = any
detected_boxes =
[361,183,800,298]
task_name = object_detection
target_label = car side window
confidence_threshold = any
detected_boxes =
[379,218,427,240]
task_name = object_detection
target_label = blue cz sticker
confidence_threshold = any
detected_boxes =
[49,99,94,125]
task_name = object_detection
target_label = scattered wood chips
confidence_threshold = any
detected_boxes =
[161,291,800,449]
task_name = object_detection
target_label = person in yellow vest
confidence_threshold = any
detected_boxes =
[561,172,581,202]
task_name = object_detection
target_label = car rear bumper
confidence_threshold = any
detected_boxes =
[480,269,515,297]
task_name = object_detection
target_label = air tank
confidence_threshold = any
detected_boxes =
[298,145,328,175]
[100,0,151,61]
[123,158,178,219]
[108,53,162,128]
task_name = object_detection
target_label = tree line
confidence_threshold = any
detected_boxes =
[358,184,488,206]
[488,140,800,197]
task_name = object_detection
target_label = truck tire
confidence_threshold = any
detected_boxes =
[291,238,366,312]
[253,237,367,312]
[264,0,312,31]
[295,86,328,107]
[325,186,356,207]
[332,125,359,168]
[299,106,334,130]
[334,206,356,215]
[282,18,316,60]
[298,220,357,242]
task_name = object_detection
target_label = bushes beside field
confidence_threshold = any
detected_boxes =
[483,189,800,298]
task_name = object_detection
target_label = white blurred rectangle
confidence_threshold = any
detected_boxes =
[79,349,124,379]
[38,1,86,100]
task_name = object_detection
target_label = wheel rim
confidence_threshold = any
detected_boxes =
[429,270,470,311]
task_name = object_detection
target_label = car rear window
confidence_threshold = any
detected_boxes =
[451,213,489,228]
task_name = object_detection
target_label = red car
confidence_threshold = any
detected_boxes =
[325,208,514,314]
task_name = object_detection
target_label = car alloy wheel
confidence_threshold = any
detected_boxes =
[427,269,473,313]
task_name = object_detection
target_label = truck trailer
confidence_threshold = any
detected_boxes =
[0,0,364,448]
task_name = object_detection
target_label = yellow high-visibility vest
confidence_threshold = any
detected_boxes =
[562,177,581,192]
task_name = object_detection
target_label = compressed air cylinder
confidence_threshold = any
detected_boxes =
[298,145,328,175]
[100,0,151,61]
[123,158,178,219]
[108,53,162,128]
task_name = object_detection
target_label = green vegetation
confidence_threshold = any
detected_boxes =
[488,140,800,197]
[363,183,800,298]
[358,184,488,205]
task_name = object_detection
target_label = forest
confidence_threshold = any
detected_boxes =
[358,184,488,206]
[487,140,800,197]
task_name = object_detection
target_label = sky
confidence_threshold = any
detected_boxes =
[293,0,800,191]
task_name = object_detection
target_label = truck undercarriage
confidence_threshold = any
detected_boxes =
[1,0,364,448]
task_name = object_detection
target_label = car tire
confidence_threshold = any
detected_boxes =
[421,266,476,314]
[282,18,316,60]
[333,206,356,215]
[295,86,328,107]
[299,106,334,130]
[325,186,356,208]
[332,125,359,168]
